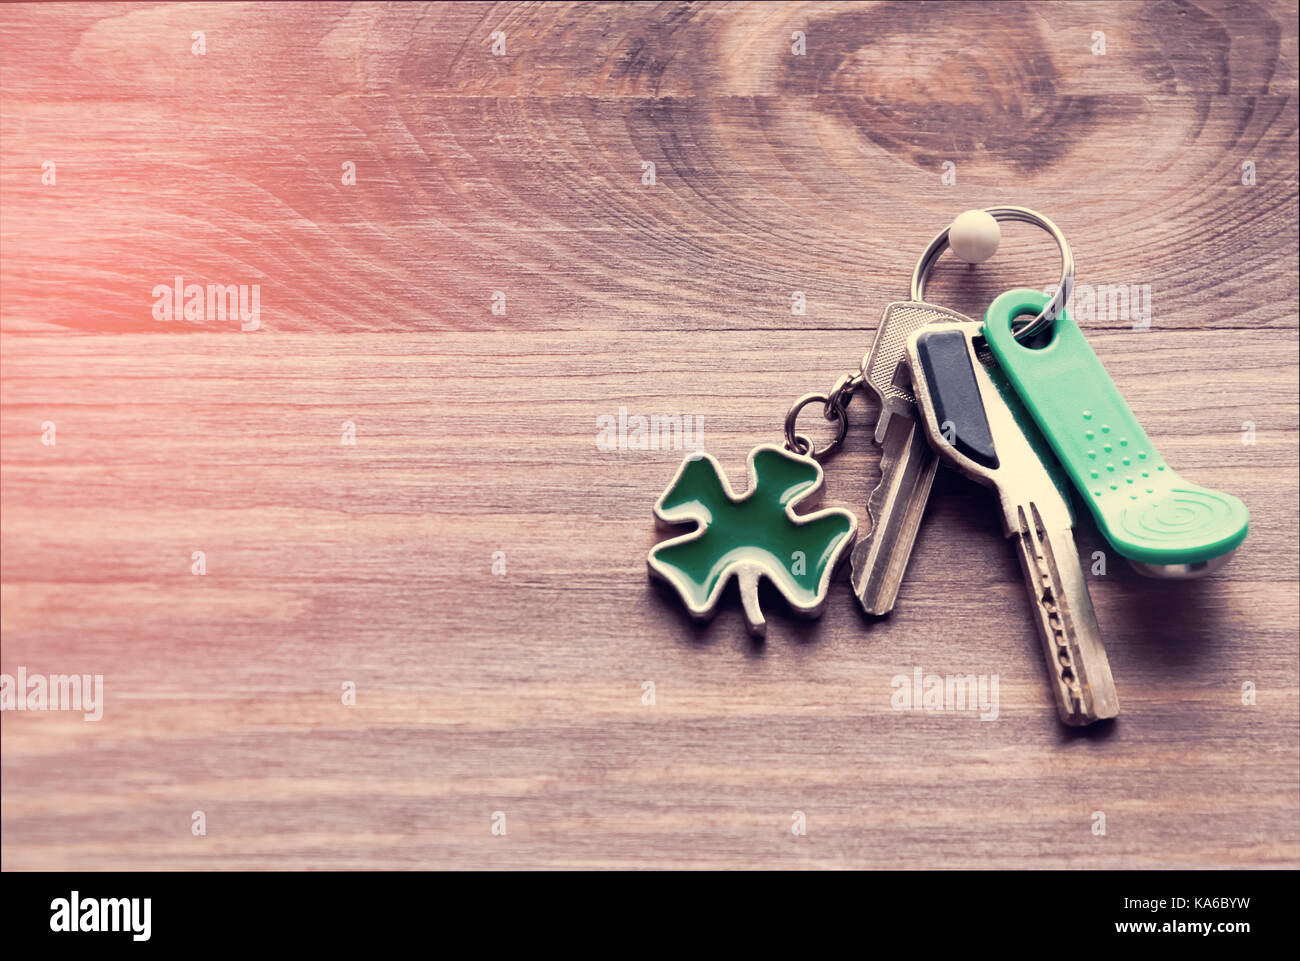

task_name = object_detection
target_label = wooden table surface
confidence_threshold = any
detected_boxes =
[2,1,1297,870]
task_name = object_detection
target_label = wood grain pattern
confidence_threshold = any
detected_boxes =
[1,1,1297,869]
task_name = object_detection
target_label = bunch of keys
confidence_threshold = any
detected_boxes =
[648,207,1249,726]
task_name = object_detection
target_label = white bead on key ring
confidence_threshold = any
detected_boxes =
[948,209,1001,263]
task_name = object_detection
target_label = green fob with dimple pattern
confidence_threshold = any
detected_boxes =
[983,289,1248,567]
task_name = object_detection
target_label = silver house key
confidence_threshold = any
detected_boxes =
[851,207,1076,616]
[850,301,972,614]
[903,320,1119,726]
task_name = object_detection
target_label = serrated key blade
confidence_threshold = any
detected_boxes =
[850,301,974,616]
[904,320,1121,725]
[851,411,939,614]
[1012,506,1120,724]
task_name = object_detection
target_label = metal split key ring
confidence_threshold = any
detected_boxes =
[912,205,1074,342]
[784,371,859,459]
[783,206,1075,459]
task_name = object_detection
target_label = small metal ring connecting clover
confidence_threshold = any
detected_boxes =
[823,371,861,419]
[784,371,861,460]
[911,205,1074,342]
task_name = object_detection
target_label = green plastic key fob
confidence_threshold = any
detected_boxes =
[983,289,1248,577]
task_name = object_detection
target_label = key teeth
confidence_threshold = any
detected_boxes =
[1022,506,1081,712]
[850,461,897,613]
[1019,504,1119,726]
[861,478,888,556]
[852,411,940,617]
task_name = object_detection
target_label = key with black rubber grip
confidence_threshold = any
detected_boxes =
[903,321,1119,726]
[913,327,998,470]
